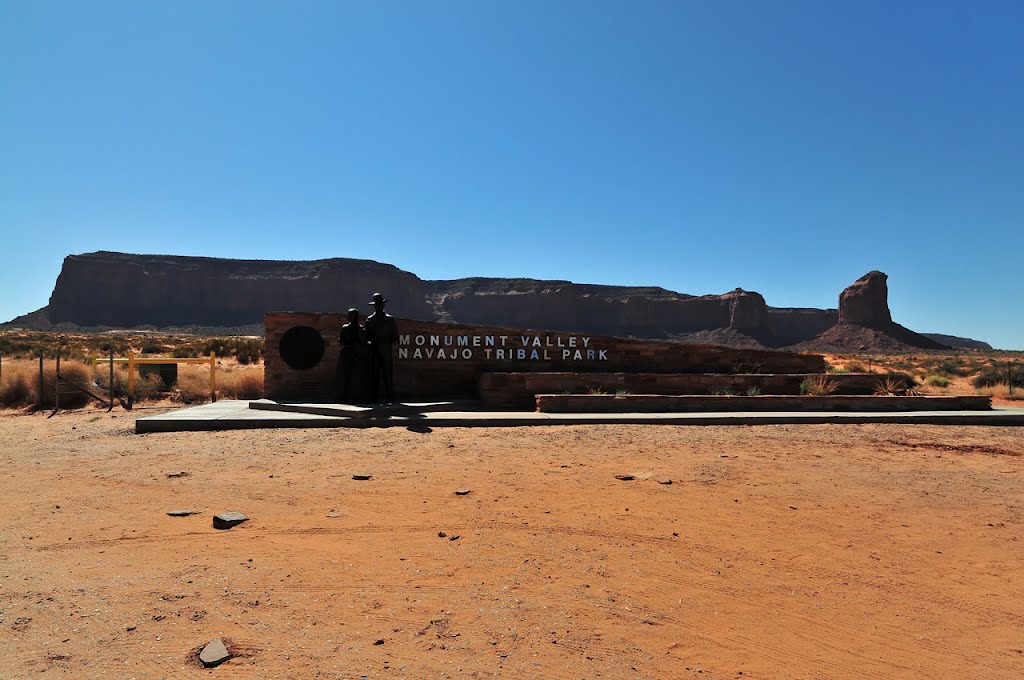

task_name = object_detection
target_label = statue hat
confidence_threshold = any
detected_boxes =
[368,292,388,306]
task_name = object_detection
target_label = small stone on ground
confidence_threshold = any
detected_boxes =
[199,638,231,667]
[615,474,636,481]
[352,474,372,481]
[657,479,673,485]
[166,509,201,516]
[454,489,472,495]
[213,512,249,530]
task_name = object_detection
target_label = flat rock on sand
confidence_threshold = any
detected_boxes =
[166,509,201,517]
[213,512,248,530]
[199,638,231,667]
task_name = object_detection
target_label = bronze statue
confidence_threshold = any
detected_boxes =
[336,308,369,403]
[365,292,399,403]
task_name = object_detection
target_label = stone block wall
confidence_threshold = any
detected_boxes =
[478,371,904,409]
[265,312,827,402]
[536,394,992,413]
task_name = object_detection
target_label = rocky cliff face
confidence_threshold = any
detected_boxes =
[46,252,433,327]
[5,252,972,351]
[838,271,893,326]
[921,333,992,351]
[804,271,946,351]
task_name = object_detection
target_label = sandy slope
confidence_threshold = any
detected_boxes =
[1,408,1022,679]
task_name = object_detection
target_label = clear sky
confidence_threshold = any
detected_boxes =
[1,1,1022,348]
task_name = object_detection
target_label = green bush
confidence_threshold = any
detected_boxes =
[926,375,950,388]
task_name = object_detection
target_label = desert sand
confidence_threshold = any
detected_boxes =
[1,408,1022,679]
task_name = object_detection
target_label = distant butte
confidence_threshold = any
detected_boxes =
[1,251,991,351]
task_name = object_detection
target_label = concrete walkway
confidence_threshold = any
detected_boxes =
[135,400,1024,433]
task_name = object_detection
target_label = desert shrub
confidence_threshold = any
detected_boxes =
[711,386,737,396]
[614,389,631,396]
[33,362,93,409]
[800,376,838,396]
[926,375,950,388]
[844,362,867,373]
[94,365,129,400]
[220,369,263,400]
[174,370,212,404]
[0,366,32,407]
[94,366,166,404]
[829,367,851,374]
[972,365,1024,389]
[976,383,1024,401]
[874,376,919,396]
[173,337,263,364]
[745,386,762,396]
[586,386,608,395]
[133,373,167,402]
[932,359,971,377]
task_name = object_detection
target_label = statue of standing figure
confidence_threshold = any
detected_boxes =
[336,308,371,404]
[365,292,399,403]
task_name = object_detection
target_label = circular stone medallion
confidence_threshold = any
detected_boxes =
[279,325,325,370]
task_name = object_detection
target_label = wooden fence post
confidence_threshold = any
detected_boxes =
[37,351,44,410]
[109,349,115,411]
[210,352,217,402]
[127,351,135,410]
[54,351,61,414]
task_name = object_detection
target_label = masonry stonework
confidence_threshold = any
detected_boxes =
[265,312,826,403]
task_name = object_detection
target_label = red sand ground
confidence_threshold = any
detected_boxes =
[1,408,1023,678]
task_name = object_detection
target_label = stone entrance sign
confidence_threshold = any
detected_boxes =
[264,312,826,403]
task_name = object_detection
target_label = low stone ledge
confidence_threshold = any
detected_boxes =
[535,394,992,414]
[482,372,910,409]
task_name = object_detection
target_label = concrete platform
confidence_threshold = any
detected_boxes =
[135,400,1024,433]
[248,399,479,418]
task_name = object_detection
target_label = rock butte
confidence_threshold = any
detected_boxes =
[2,251,990,351]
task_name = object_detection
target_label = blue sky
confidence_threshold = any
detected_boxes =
[1,1,1021,348]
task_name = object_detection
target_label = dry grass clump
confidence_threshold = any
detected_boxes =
[2,356,264,409]
[977,383,1024,402]
[172,364,263,403]
[174,369,213,404]
[800,376,838,396]
[220,368,263,400]
[0,360,94,409]
[0,363,33,407]
[0,330,265,364]
[874,376,920,396]
[972,364,1024,390]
